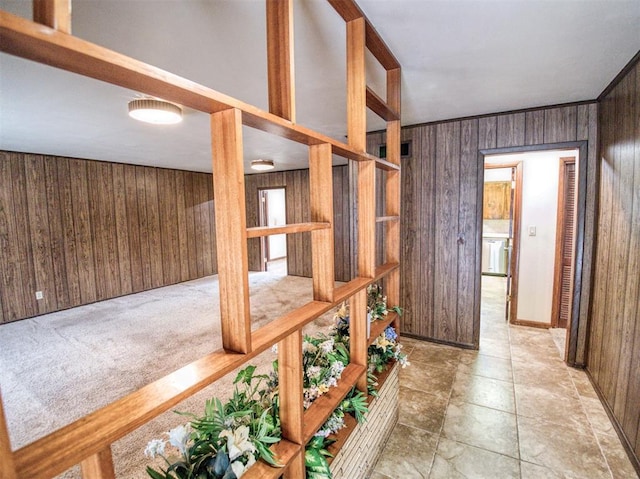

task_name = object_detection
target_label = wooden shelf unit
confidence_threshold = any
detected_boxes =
[0,0,402,478]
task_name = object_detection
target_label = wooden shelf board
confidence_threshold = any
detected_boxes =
[368,311,398,346]
[374,262,400,281]
[334,277,371,304]
[366,86,399,121]
[302,363,366,443]
[242,439,300,479]
[375,215,400,223]
[246,222,330,238]
[375,156,400,171]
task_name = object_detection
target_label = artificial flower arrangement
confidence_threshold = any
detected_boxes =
[144,284,407,479]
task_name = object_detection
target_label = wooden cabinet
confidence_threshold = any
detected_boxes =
[483,181,511,219]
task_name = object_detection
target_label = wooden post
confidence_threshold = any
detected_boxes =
[385,67,401,327]
[357,160,376,279]
[350,289,368,392]
[278,331,304,445]
[346,16,366,152]
[211,108,252,354]
[284,450,306,479]
[0,391,17,479]
[80,447,115,479]
[309,143,335,302]
[266,0,295,122]
[33,0,71,33]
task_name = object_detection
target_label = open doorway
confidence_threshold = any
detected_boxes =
[480,148,579,360]
[258,187,287,273]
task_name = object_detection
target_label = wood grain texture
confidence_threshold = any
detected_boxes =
[0,152,222,323]
[79,447,115,479]
[391,102,597,351]
[266,0,295,121]
[0,390,16,479]
[588,59,640,469]
[346,17,366,152]
[349,289,368,391]
[210,108,251,354]
[32,0,71,33]
[278,331,304,444]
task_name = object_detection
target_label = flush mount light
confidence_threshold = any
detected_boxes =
[251,159,275,171]
[128,98,183,125]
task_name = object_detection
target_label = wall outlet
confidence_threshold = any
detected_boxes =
[528,226,536,236]
[35,291,44,300]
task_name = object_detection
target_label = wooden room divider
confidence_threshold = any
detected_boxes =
[0,0,401,477]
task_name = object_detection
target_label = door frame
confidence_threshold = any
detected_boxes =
[257,186,287,272]
[483,162,523,325]
[477,141,588,366]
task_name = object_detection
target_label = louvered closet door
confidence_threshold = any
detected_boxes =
[554,158,576,329]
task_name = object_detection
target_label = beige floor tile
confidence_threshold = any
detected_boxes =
[450,372,515,413]
[568,368,599,399]
[457,353,513,382]
[514,383,591,434]
[511,358,577,396]
[518,415,610,478]
[429,437,520,478]
[596,432,640,479]
[399,385,448,434]
[369,472,393,479]
[581,396,615,435]
[373,423,438,478]
[520,461,575,479]
[442,402,519,459]
[400,363,456,398]
[477,337,511,360]
[408,344,461,370]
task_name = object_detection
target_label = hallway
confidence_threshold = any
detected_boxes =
[372,276,638,478]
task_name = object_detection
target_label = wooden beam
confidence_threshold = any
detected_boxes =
[365,22,400,71]
[278,331,304,445]
[80,447,115,479]
[350,289,368,391]
[284,450,305,479]
[346,17,366,152]
[33,0,71,34]
[211,108,251,354]
[357,160,376,278]
[246,222,330,238]
[309,143,335,302]
[366,86,399,121]
[266,0,295,121]
[326,0,363,22]
[0,390,17,479]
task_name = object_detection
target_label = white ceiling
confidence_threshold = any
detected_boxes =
[1,0,639,173]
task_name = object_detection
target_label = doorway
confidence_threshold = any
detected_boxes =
[480,148,580,360]
[258,188,287,272]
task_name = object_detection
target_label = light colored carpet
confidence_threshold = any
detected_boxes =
[0,264,337,478]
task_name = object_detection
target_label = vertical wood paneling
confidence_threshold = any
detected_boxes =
[183,172,199,280]
[544,106,578,143]
[25,155,57,313]
[69,158,97,305]
[478,116,497,150]
[525,110,545,145]
[496,113,525,148]
[112,164,132,296]
[433,122,460,340]
[417,126,434,338]
[124,165,144,293]
[56,158,82,306]
[588,60,640,470]
[0,153,223,323]
[44,156,69,309]
[393,102,598,355]
[457,119,479,345]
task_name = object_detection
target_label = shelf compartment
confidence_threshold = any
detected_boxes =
[302,363,366,443]
[368,311,399,346]
[246,222,330,238]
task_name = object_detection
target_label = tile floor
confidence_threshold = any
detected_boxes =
[371,276,639,479]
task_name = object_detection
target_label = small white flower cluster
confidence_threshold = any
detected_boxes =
[219,425,258,478]
[144,423,191,459]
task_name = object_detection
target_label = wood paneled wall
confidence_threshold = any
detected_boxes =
[0,151,217,323]
[588,58,640,470]
[244,166,352,282]
[377,102,598,352]
[0,153,353,323]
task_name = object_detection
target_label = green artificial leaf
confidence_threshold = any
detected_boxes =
[145,466,168,479]
[234,365,257,385]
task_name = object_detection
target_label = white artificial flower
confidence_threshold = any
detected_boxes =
[319,338,334,354]
[271,344,278,354]
[303,341,318,354]
[231,460,246,478]
[144,438,166,458]
[167,424,190,455]
[220,425,256,461]
[307,365,322,379]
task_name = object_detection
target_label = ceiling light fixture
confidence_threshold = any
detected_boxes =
[251,159,275,171]
[128,98,183,125]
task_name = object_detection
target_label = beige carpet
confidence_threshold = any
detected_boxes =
[0,264,337,478]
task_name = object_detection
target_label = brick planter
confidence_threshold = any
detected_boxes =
[329,362,399,478]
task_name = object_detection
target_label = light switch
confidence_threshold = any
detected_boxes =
[35,291,44,300]
[528,226,536,236]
